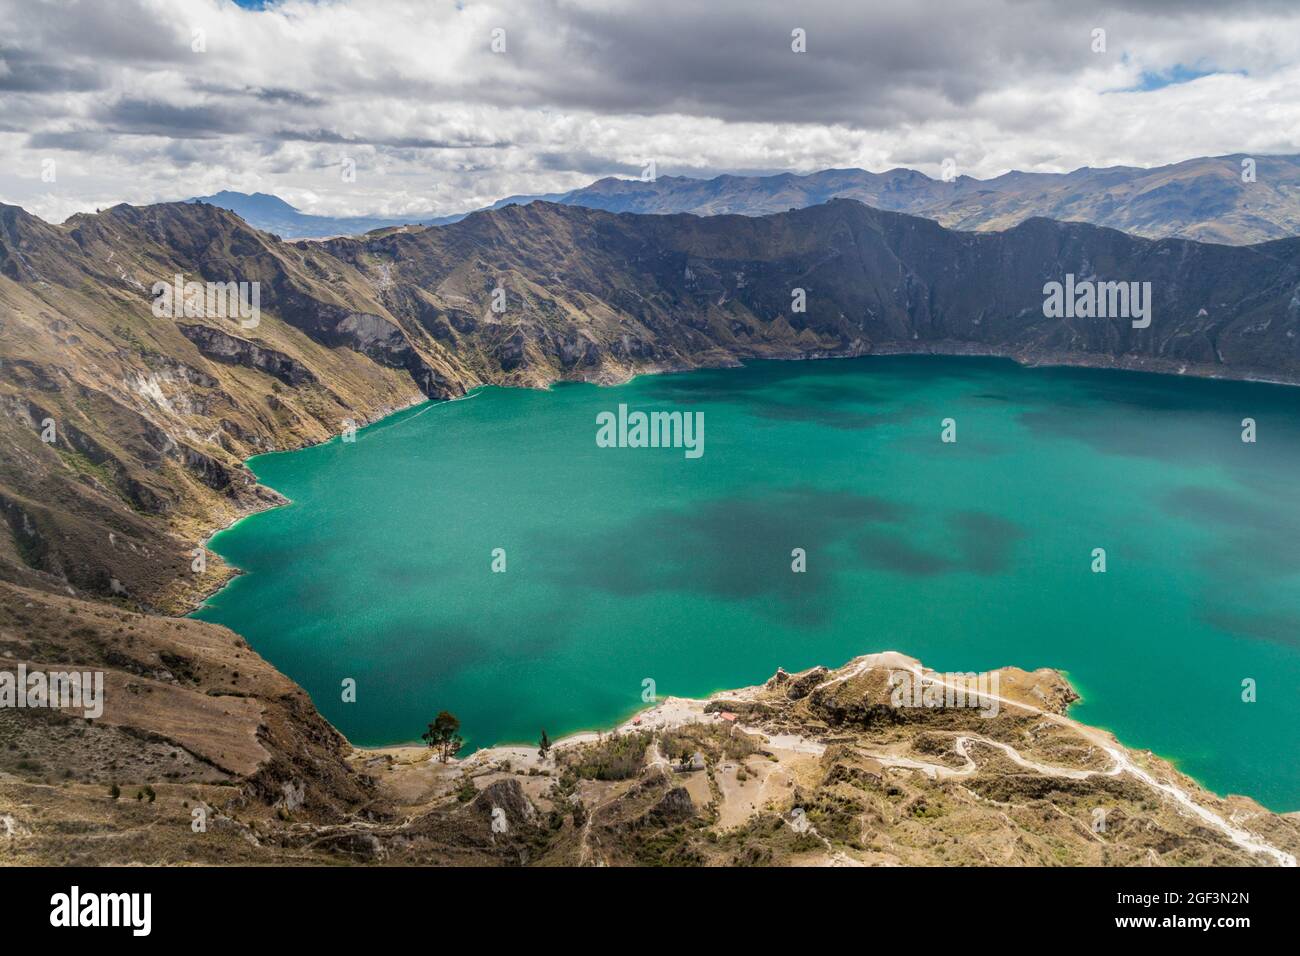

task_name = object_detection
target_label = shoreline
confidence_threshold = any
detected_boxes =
[578,342,1300,392]
[350,667,1273,815]
[189,345,1300,615]
[356,652,1297,865]
[179,350,1299,813]
[185,393,443,613]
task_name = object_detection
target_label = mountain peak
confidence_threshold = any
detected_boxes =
[191,190,303,215]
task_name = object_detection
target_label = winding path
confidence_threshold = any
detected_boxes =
[881,665,1297,867]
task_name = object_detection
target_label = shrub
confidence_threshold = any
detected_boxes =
[455,776,477,803]
[560,731,651,781]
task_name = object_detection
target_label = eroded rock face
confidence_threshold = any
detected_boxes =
[784,666,830,700]
[332,311,409,366]
[764,668,791,690]
[310,831,384,860]
[470,778,538,830]
[178,324,316,386]
[766,665,832,700]
[704,698,771,716]
[647,786,695,825]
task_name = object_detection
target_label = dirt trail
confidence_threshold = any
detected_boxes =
[902,666,1296,867]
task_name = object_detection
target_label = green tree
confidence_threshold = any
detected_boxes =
[538,728,551,761]
[422,710,463,763]
[455,775,477,803]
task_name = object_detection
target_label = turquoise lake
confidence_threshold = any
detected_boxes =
[193,356,1300,811]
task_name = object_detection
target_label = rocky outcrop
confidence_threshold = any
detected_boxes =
[178,324,316,386]
[646,786,695,825]
[766,664,836,700]
[469,778,538,830]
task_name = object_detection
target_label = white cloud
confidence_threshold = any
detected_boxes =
[1,0,1299,221]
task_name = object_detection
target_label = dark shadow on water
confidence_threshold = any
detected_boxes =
[1164,485,1300,652]
[639,365,899,430]
[854,529,954,575]
[1165,485,1281,533]
[854,510,1025,577]
[532,485,910,627]
[950,511,1028,575]
[364,621,497,678]
[339,603,578,686]
[1017,365,1300,468]
[1164,485,1300,578]
[1200,608,1300,650]
[534,484,1027,624]
[1017,407,1202,462]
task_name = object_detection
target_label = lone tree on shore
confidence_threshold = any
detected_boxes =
[538,729,551,761]
[423,711,463,763]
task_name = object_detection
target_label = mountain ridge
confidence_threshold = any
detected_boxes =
[182,152,1300,244]
[554,153,1300,244]
[4,195,1300,610]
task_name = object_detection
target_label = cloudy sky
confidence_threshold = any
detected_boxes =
[2,0,1299,222]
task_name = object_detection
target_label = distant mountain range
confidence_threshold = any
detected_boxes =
[195,154,1300,244]
[186,189,567,239]
[561,154,1300,245]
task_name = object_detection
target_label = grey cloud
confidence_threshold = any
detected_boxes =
[25,130,109,151]
[253,87,328,107]
[514,0,1118,124]
[2,0,194,63]
[7,0,1294,135]
[534,151,643,176]
[93,98,247,138]
[270,128,509,150]
[187,80,330,109]
[0,47,102,92]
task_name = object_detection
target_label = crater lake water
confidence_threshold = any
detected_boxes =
[193,356,1300,811]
